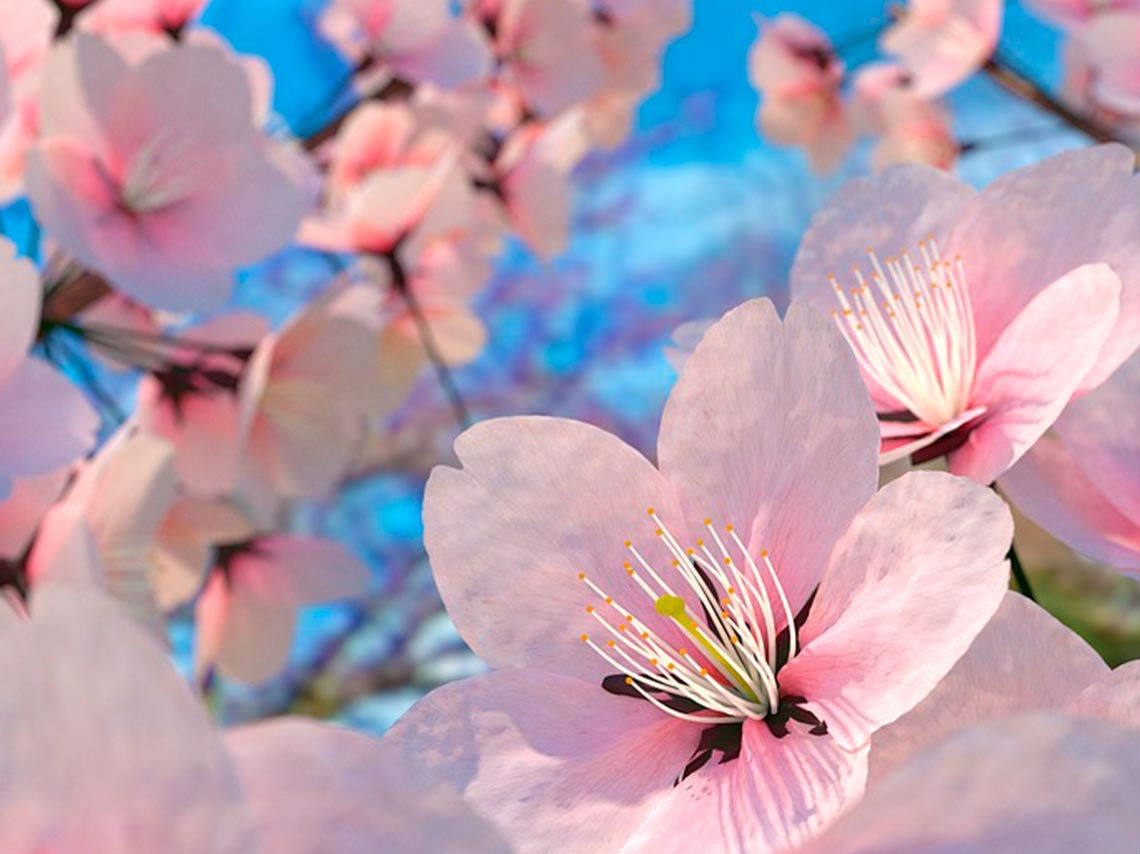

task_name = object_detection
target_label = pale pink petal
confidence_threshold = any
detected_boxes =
[424,416,686,681]
[389,16,492,89]
[658,299,879,625]
[0,358,98,480]
[880,0,1001,98]
[0,467,68,559]
[1067,661,1140,727]
[800,714,1140,854]
[0,585,254,853]
[385,670,699,854]
[25,503,103,588]
[194,568,295,684]
[225,717,511,854]
[950,263,1121,484]
[624,722,868,854]
[949,144,1140,389]
[1052,348,1140,523]
[0,238,39,386]
[868,592,1108,783]
[233,535,370,607]
[878,405,985,465]
[999,433,1140,570]
[36,31,130,142]
[780,471,1012,749]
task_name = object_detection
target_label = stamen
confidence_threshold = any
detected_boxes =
[576,511,800,722]
[829,239,977,427]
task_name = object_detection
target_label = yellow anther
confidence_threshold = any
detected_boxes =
[605,597,613,604]
[760,550,769,557]
[686,548,694,555]
[585,605,594,613]
[647,507,655,515]
[679,648,688,656]
[671,559,679,567]
[703,518,712,526]
[580,634,588,642]
[641,632,649,639]
[618,624,627,632]
[700,668,709,676]
[655,528,663,536]
[723,557,731,565]
[607,640,616,648]
[577,572,586,580]
[625,676,634,685]
[623,540,631,547]
[696,539,704,547]
[650,658,659,666]
[626,568,635,576]
[667,663,675,670]
[727,586,735,595]
[725,524,733,532]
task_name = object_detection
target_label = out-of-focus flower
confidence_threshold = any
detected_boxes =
[1001,350,1140,571]
[0,584,511,853]
[489,109,591,258]
[0,239,97,498]
[76,0,209,36]
[870,591,1138,782]
[853,63,958,172]
[0,0,55,200]
[386,298,1013,854]
[194,533,371,684]
[1067,11,1140,118]
[789,145,1137,484]
[487,0,605,117]
[0,468,68,561]
[320,0,492,90]
[748,14,853,175]
[799,713,1140,854]
[26,33,307,313]
[1022,0,1139,30]
[880,0,1003,98]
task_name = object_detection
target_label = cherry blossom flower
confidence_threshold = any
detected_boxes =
[1000,350,1140,571]
[0,584,510,853]
[0,238,97,499]
[789,144,1137,484]
[1067,11,1140,119]
[0,0,55,200]
[320,0,492,90]
[487,0,605,118]
[880,0,1003,98]
[800,713,1140,854]
[852,63,958,172]
[193,533,371,684]
[747,14,853,174]
[870,591,1139,782]
[76,0,209,37]
[385,298,1013,854]
[1022,0,1140,30]
[25,33,307,313]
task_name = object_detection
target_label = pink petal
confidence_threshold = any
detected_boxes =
[0,585,254,852]
[194,568,295,684]
[385,669,699,853]
[224,717,511,854]
[800,713,1140,854]
[949,144,1139,389]
[624,721,868,854]
[779,470,1012,749]
[389,16,492,89]
[880,0,1001,98]
[879,405,985,465]
[423,416,687,681]
[868,592,1108,783]
[950,262,1121,484]
[0,358,98,480]
[1067,661,1140,727]
[0,467,68,559]
[658,299,879,627]
[999,432,1140,570]
[0,239,39,386]
[234,535,370,607]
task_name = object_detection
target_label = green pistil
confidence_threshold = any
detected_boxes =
[655,594,760,704]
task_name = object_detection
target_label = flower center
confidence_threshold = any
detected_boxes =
[119,135,201,215]
[577,509,802,723]
[829,239,977,427]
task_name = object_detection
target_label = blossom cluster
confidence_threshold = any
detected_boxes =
[0,1,1137,853]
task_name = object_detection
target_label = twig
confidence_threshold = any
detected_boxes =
[1007,542,1037,602]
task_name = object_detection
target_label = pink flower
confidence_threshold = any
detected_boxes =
[1067,11,1140,118]
[880,0,1003,98]
[0,584,510,853]
[320,0,492,90]
[26,33,307,313]
[0,0,55,200]
[789,145,1136,484]
[194,534,371,683]
[0,239,97,498]
[489,0,605,117]
[385,298,1013,854]
[1000,350,1140,571]
[748,15,854,175]
[76,0,208,36]
[852,63,958,171]
[1023,0,1139,30]
[800,712,1140,854]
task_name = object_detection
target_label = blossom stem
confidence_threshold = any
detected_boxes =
[982,53,1128,148]
[1007,542,1037,602]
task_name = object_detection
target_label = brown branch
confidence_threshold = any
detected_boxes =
[41,271,112,324]
[983,55,1126,147]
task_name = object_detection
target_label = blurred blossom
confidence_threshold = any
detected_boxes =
[0,238,97,497]
[790,145,1137,484]
[0,585,511,853]
[387,299,1012,853]
[26,33,306,312]
[852,63,958,171]
[747,14,852,175]
[879,0,1003,98]
[75,0,210,36]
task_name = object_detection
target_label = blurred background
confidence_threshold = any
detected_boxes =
[132,0,1140,730]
